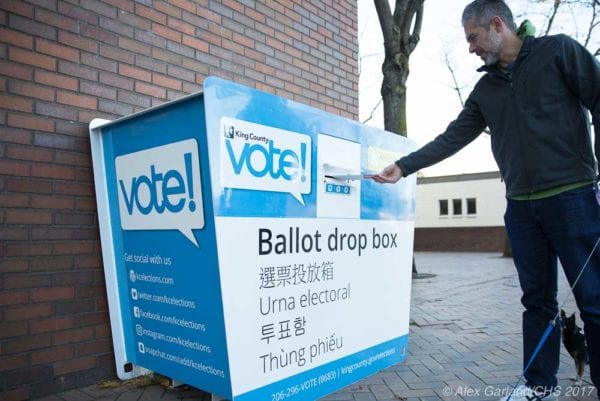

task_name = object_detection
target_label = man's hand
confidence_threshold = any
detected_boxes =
[372,163,403,184]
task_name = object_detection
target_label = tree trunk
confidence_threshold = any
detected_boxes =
[373,0,424,275]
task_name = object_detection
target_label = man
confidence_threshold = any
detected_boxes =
[374,0,600,399]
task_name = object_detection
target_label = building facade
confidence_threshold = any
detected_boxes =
[414,171,508,252]
[0,1,358,399]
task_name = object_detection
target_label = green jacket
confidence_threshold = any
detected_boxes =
[396,34,600,198]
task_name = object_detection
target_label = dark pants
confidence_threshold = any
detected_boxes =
[504,184,600,390]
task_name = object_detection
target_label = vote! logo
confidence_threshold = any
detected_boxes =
[220,117,311,204]
[115,139,204,247]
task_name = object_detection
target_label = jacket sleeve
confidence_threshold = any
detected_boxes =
[395,95,487,176]
[559,34,600,175]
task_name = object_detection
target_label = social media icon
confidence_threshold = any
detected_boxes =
[131,288,138,300]
[133,306,140,318]
[136,324,143,336]
[129,270,136,282]
[138,342,145,354]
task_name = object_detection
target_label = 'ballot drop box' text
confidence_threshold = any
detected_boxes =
[90,77,416,401]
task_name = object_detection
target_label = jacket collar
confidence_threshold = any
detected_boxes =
[476,35,534,74]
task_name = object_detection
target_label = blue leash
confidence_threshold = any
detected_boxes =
[505,237,600,401]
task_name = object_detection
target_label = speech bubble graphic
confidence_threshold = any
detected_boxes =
[115,139,204,247]
[220,117,311,204]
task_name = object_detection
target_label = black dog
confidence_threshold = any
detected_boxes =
[560,309,588,385]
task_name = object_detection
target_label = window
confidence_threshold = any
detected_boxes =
[467,198,477,215]
[452,199,462,215]
[439,200,448,216]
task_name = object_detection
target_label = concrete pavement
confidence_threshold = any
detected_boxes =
[35,252,597,401]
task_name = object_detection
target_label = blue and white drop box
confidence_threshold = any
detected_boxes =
[90,77,417,401]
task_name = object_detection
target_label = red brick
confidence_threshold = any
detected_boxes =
[135,4,167,24]
[79,80,117,101]
[2,388,31,401]
[56,90,97,109]
[55,150,91,167]
[58,30,98,53]
[31,287,75,302]
[29,256,73,272]
[0,291,29,306]
[30,227,71,241]
[9,47,56,70]
[53,327,94,345]
[6,177,53,194]
[6,242,53,257]
[53,241,95,255]
[135,81,166,98]
[34,70,78,91]
[53,181,94,196]
[58,2,97,25]
[0,259,28,273]
[36,38,80,63]
[0,353,29,371]
[2,1,34,18]
[222,0,244,13]
[0,159,30,176]
[53,355,96,375]
[5,210,53,225]
[54,211,95,226]
[94,322,111,338]
[197,7,221,24]
[76,311,109,327]
[0,27,34,49]
[80,52,118,72]
[75,197,97,211]
[4,304,53,321]
[0,193,30,208]
[52,271,95,286]
[182,34,209,52]
[152,72,182,90]
[0,94,33,112]
[8,80,55,101]
[7,113,54,132]
[171,0,197,13]
[4,334,53,353]
[0,60,33,80]
[152,22,182,42]
[31,195,75,210]
[153,1,182,18]
[0,321,29,340]
[103,0,134,13]
[34,8,78,32]
[0,227,28,240]
[5,144,54,162]
[118,64,152,82]
[167,16,196,35]
[77,338,112,355]
[31,345,75,365]
[76,284,106,299]
[30,317,76,335]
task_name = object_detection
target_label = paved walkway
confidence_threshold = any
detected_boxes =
[35,253,597,401]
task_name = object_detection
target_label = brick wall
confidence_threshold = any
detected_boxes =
[414,226,508,253]
[0,1,358,399]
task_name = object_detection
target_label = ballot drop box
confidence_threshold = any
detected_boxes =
[90,77,417,401]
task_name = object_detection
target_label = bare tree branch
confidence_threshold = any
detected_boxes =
[362,98,383,124]
[544,0,562,36]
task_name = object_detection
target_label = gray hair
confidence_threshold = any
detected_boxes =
[462,0,517,32]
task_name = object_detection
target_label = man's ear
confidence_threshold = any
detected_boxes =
[490,16,504,32]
